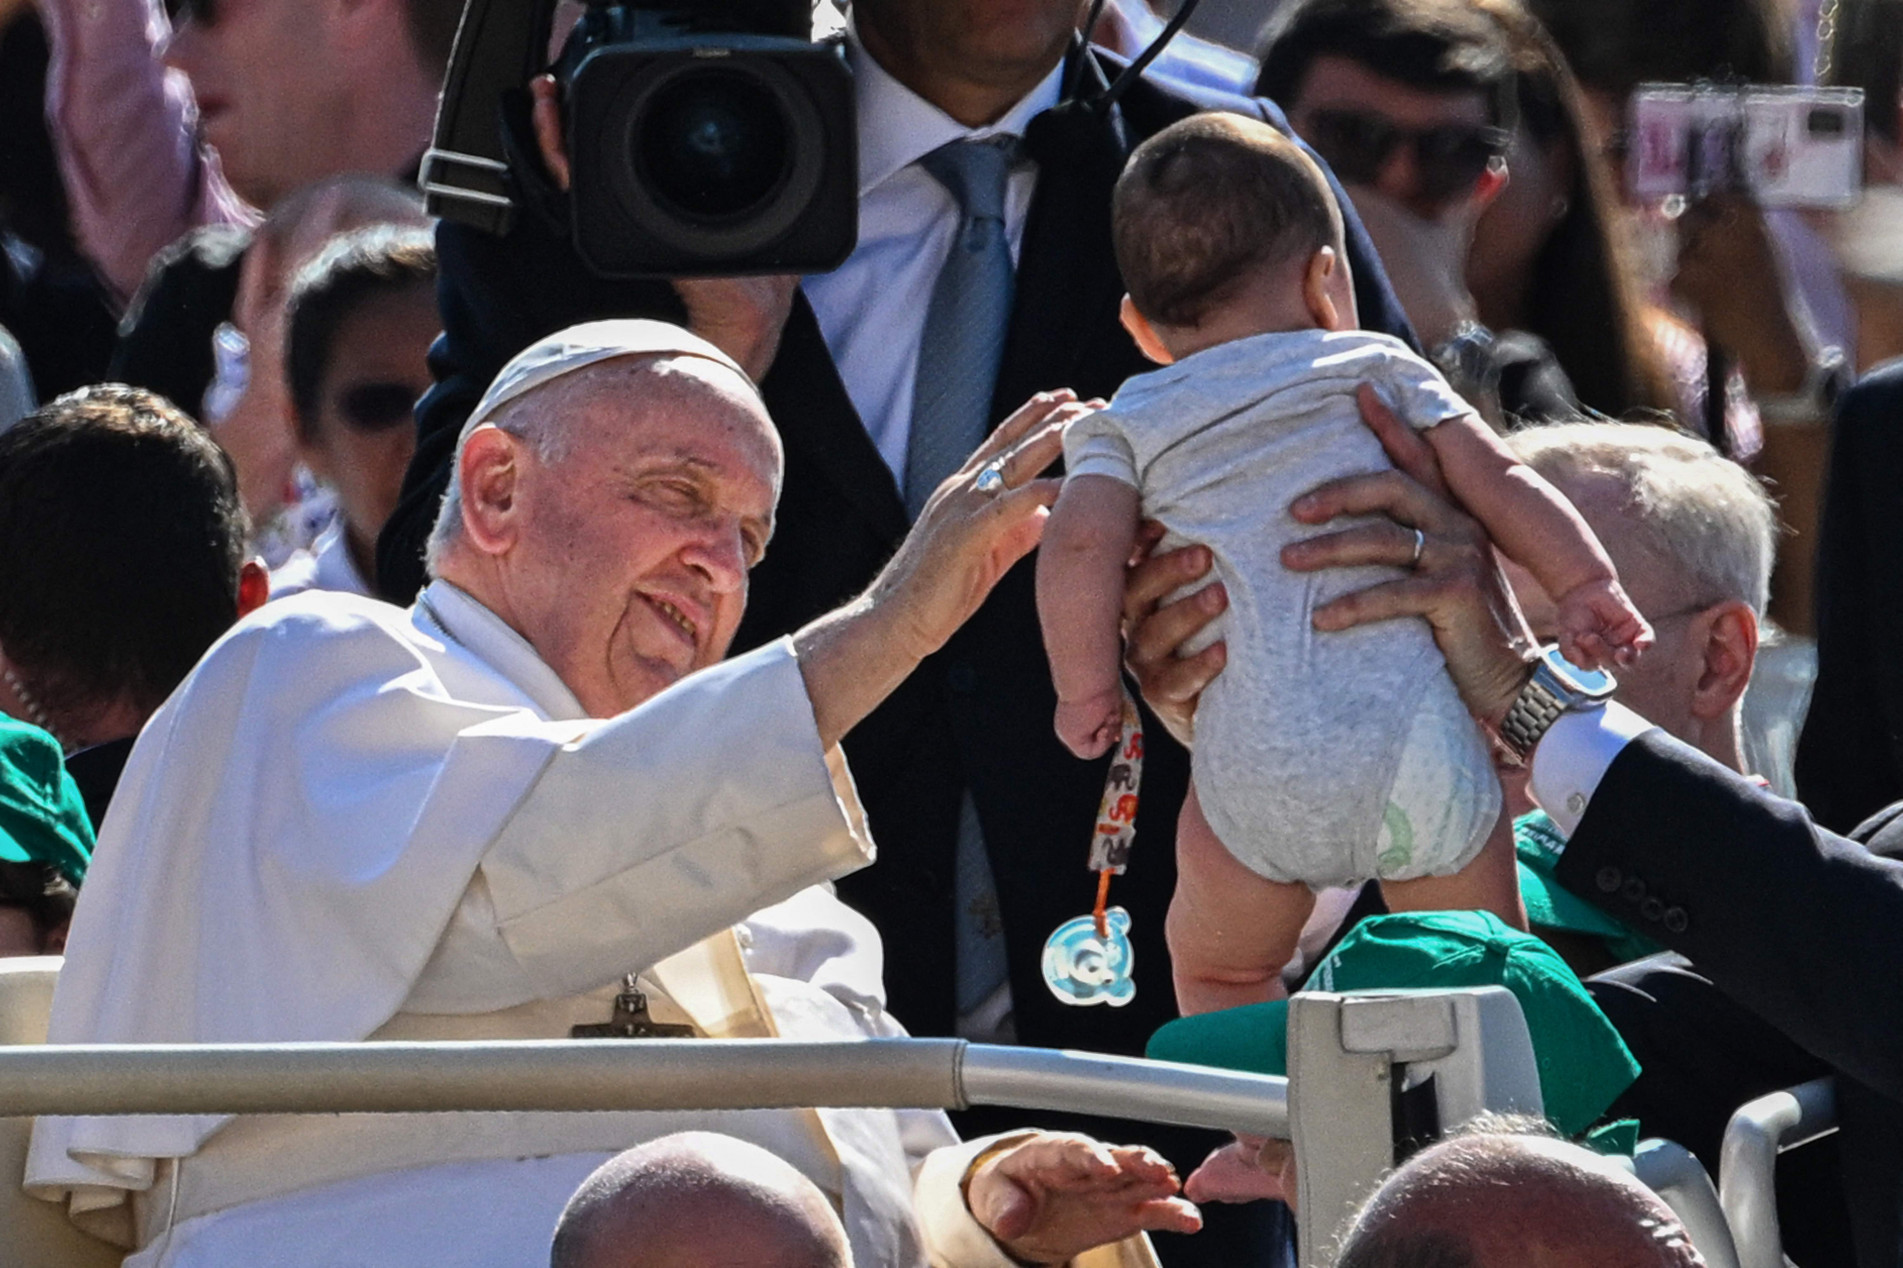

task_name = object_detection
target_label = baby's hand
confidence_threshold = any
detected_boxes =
[1055,689,1125,759]
[1554,577,1654,670]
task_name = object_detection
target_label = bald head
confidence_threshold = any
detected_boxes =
[1337,1128,1705,1268]
[551,1133,851,1268]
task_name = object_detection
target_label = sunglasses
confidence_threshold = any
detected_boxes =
[1300,109,1511,206]
[331,382,421,434]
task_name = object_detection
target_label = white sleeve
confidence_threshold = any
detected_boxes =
[39,0,253,300]
[416,639,877,1006]
[1381,348,1474,432]
[1526,701,1659,837]
[1062,411,1141,487]
[914,1134,1042,1268]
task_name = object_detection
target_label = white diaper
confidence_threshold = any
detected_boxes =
[1196,668,1501,891]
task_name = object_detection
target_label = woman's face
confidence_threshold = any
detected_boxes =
[1468,121,1576,307]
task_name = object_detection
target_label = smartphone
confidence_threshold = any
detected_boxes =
[1628,84,1864,209]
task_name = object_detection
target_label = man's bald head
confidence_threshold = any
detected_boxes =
[550,1133,851,1268]
[1337,1121,1705,1268]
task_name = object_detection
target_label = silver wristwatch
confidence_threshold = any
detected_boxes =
[1497,647,1616,764]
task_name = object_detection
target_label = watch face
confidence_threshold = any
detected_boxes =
[1542,647,1616,697]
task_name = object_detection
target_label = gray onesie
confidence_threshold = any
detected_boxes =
[1064,328,1499,888]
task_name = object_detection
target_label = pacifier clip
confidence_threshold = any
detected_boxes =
[1041,686,1143,1007]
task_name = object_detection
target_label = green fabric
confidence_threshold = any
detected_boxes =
[1583,1118,1642,1157]
[1147,910,1641,1141]
[1516,810,1662,963]
[0,714,92,886]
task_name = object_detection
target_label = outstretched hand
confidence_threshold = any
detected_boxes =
[968,1132,1203,1264]
[1183,1135,1296,1209]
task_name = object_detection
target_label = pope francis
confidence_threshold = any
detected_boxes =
[26,322,1201,1267]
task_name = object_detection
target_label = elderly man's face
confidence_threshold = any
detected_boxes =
[503,359,780,717]
[1500,470,1724,812]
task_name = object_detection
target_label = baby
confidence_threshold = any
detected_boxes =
[1035,113,1652,1016]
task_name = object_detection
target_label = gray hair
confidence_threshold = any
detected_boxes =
[1505,421,1778,616]
[423,386,573,577]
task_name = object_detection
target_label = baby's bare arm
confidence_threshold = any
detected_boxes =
[1038,475,1143,710]
[1423,412,1616,597]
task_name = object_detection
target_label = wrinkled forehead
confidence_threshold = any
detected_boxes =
[517,354,783,484]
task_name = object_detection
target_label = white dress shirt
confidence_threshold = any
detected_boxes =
[1527,701,1660,837]
[801,35,1062,485]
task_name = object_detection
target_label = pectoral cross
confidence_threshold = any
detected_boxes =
[570,974,696,1039]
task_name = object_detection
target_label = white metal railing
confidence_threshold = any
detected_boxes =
[0,1038,1291,1138]
[1719,1077,1837,1268]
[1631,1138,1743,1268]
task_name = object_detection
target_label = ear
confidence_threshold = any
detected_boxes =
[1688,600,1758,720]
[1473,158,1510,212]
[458,425,527,559]
[1119,295,1176,365]
[1302,247,1349,331]
[237,559,271,618]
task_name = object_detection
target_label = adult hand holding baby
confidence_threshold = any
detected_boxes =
[1123,386,1539,738]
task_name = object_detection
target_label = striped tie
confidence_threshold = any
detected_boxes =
[904,136,1019,519]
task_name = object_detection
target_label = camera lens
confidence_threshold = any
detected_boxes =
[635,69,792,223]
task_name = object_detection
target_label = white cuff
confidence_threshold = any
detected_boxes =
[915,1134,1038,1268]
[1526,701,1657,837]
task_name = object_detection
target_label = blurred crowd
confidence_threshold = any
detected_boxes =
[1,0,1902,1265]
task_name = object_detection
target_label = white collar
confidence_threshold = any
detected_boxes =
[414,579,588,722]
[847,26,1066,198]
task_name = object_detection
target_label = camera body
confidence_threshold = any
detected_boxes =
[424,0,857,278]
[1628,83,1864,209]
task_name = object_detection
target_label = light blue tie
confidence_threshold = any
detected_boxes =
[904,136,1019,519]
[908,137,1019,1036]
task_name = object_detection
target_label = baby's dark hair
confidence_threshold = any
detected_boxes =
[1113,112,1344,329]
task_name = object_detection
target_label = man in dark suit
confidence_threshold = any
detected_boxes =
[377,6,1411,1259]
[1796,360,1903,834]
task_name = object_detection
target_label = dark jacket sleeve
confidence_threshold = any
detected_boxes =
[1555,728,1903,1100]
[1796,360,1903,833]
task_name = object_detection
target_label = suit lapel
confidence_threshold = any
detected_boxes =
[763,291,910,545]
[994,64,1141,417]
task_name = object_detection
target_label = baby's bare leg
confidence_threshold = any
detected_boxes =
[1382,806,1526,931]
[1167,781,1316,1016]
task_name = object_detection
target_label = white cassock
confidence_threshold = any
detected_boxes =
[25,580,1030,1268]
